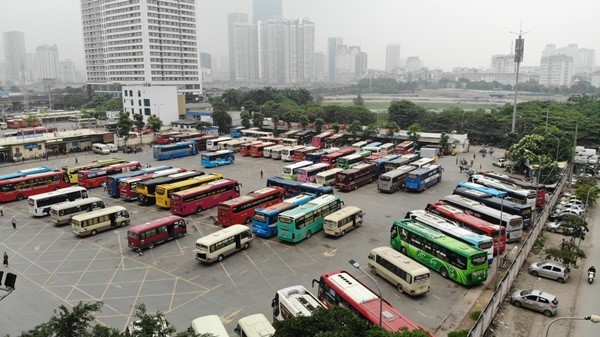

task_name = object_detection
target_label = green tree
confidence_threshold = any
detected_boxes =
[299,114,309,128]
[240,111,252,129]
[353,94,365,106]
[388,100,425,128]
[407,123,422,144]
[133,113,145,132]
[332,122,341,134]
[439,132,450,154]
[117,112,134,145]
[272,114,280,137]
[348,120,363,138]
[127,303,175,337]
[252,112,264,128]
[211,109,232,135]
[545,216,587,268]
[315,118,325,134]
[221,89,240,109]
[195,121,212,132]
[385,122,400,144]
[147,115,164,134]
[574,184,600,206]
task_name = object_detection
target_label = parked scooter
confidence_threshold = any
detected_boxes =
[588,266,596,284]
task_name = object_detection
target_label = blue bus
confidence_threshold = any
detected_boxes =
[105,165,173,197]
[230,126,246,138]
[0,166,53,181]
[456,181,508,199]
[266,176,334,198]
[365,142,382,148]
[200,150,235,168]
[369,154,401,174]
[251,193,315,238]
[153,141,198,160]
[304,148,340,164]
[405,165,442,192]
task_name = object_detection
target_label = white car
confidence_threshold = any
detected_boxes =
[492,158,507,168]
[555,203,585,213]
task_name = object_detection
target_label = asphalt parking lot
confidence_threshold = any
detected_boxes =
[0,145,507,336]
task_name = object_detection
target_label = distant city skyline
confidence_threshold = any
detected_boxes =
[1,0,599,78]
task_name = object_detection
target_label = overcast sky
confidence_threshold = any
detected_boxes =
[1,0,599,73]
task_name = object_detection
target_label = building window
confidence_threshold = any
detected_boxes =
[143,99,150,106]
[139,108,142,114]
[124,90,128,97]
[138,99,142,106]
[137,90,141,97]
[144,108,151,116]
[129,90,133,96]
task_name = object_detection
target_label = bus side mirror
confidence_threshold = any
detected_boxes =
[311,279,318,288]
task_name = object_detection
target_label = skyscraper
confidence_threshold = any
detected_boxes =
[79,0,201,94]
[228,13,249,81]
[3,31,27,84]
[327,37,343,81]
[35,45,60,80]
[385,44,401,73]
[59,59,77,83]
[233,22,260,82]
[253,0,283,23]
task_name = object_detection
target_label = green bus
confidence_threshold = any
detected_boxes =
[390,219,488,286]
[335,150,372,170]
[277,194,343,243]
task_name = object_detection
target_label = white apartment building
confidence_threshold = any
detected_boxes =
[539,54,574,87]
[121,85,180,124]
[386,44,401,73]
[2,31,26,84]
[490,54,516,73]
[80,0,201,94]
[35,45,60,80]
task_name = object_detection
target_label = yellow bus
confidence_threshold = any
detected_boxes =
[62,158,126,184]
[154,173,223,208]
[323,206,364,237]
[367,246,431,296]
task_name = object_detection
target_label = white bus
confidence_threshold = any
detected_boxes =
[282,138,298,147]
[207,137,232,151]
[71,206,130,237]
[234,314,275,337]
[241,129,273,139]
[468,174,536,209]
[282,160,313,180]
[271,285,325,322]
[368,246,431,296]
[352,140,368,150]
[379,143,395,154]
[377,165,416,193]
[281,145,305,161]
[28,186,89,217]
[271,146,288,160]
[410,157,435,168]
[263,144,286,158]
[315,168,343,186]
[190,315,229,337]
[92,143,110,154]
[50,197,106,225]
[323,206,364,237]
[219,139,248,152]
[195,224,252,263]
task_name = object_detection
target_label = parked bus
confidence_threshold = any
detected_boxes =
[127,215,187,251]
[271,146,287,160]
[468,175,536,209]
[336,151,371,170]
[153,141,198,160]
[281,145,305,161]
[296,163,331,183]
[156,131,183,144]
[105,166,172,197]
[217,187,285,227]
[258,136,283,145]
[320,147,356,167]
[0,170,71,203]
[251,193,315,238]
[394,140,416,154]
[62,158,126,184]
[218,139,248,152]
[240,141,262,156]
[283,129,300,138]
[405,210,494,265]
[457,181,508,199]
[311,131,334,148]
[377,165,416,193]
[368,246,431,296]
[453,186,532,228]
[200,150,235,168]
[241,129,273,139]
[155,173,223,209]
[230,126,246,138]
[71,206,130,237]
[206,137,232,151]
[266,176,334,197]
[390,219,489,286]
[378,143,395,154]
[405,164,442,192]
[136,171,204,205]
[271,285,324,322]
[171,179,241,216]
[191,315,229,337]
[282,160,313,180]
[277,194,343,243]
[292,130,315,144]
[291,146,319,162]
[234,314,275,337]
[28,186,89,216]
[50,197,105,225]
[369,154,401,174]
[281,138,298,147]
[335,163,378,192]
[0,166,53,181]
[311,270,431,334]
[323,206,364,237]
[304,147,340,164]
[325,133,344,147]
[410,157,435,168]
[187,134,218,152]
[383,154,420,173]
[195,224,252,263]
[351,140,368,150]
[426,201,506,255]
[119,168,187,201]
[315,168,344,186]
[263,144,286,158]
[441,194,523,242]
[481,171,547,207]
[250,142,275,158]
[77,161,142,189]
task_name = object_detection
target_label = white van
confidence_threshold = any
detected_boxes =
[106,143,119,152]
[92,143,110,154]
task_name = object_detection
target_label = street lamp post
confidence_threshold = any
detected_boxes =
[544,315,600,337]
[349,259,382,327]
[580,185,599,245]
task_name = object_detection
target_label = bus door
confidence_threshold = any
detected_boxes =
[167,224,175,238]
[110,213,117,228]
[235,234,241,250]
[82,191,89,199]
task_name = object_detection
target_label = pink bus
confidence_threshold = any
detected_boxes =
[311,131,334,148]
[296,163,331,183]
[170,179,241,216]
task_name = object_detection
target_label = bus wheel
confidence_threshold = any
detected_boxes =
[306,230,312,239]
[244,217,251,224]
[439,267,449,279]
[91,230,97,236]
[17,194,24,201]
[196,206,203,213]
[243,242,250,250]
[120,221,128,227]
[341,230,345,237]
[370,266,377,275]
[397,284,404,293]
[148,243,155,249]
[218,255,224,262]
[400,247,407,255]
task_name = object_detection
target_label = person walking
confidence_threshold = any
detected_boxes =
[11,216,16,229]
[3,252,7,267]
[260,169,264,179]
[75,157,79,164]
[0,205,3,216]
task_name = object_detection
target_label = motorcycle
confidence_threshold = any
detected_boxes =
[589,271,595,284]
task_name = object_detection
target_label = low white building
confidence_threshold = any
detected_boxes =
[121,85,181,124]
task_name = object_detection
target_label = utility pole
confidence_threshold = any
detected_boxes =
[510,27,528,134]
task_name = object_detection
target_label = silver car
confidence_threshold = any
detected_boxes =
[528,261,570,283]
[509,289,559,317]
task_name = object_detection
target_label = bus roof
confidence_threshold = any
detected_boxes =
[370,246,429,273]
[27,186,86,201]
[191,315,228,337]
[324,206,362,221]
[195,224,249,246]
[127,216,185,234]
[50,197,103,211]
[71,205,127,221]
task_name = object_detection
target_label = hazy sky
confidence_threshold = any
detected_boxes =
[1,0,599,73]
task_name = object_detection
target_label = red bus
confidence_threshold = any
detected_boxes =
[320,148,356,168]
[171,179,241,216]
[127,215,187,251]
[481,171,546,207]
[335,163,378,192]
[16,126,59,136]
[156,131,183,144]
[311,131,334,148]
[426,201,506,255]
[0,170,71,202]
[170,132,203,143]
[363,152,387,162]
[394,140,416,155]
[258,136,283,144]
[78,161,142,189]
[119,168,187,200]
[187,135,218,151]
[312,270,432,335]
[240,141,262,156]
[217,187,285,227]
[291,146,319,162]
[250,142,275,158]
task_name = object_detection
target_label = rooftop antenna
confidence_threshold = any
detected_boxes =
[509,22,530,134]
